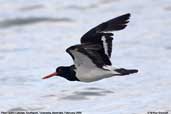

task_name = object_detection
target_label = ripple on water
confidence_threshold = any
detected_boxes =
[163,5,171,11]
[0,17,73,29]
[58,87,114,101]
[8,107,27,111]
[19,4,44,11]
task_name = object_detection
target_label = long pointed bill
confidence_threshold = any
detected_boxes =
[42,72,57,79]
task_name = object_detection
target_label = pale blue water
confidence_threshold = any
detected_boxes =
[0,0,171,113]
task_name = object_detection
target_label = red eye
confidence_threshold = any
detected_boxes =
[58,69,62,73]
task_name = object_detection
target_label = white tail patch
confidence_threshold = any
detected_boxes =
[103,65,120,74]
[103,65,113,70]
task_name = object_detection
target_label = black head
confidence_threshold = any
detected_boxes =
[56,66,70,76]
[42,66,69,79]
[42,66,79,81]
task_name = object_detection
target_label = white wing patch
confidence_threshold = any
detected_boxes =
[101,36,109,56]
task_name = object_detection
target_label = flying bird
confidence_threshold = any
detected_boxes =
[42,13,138,82]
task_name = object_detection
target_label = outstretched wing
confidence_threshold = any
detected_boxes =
[66,44,111,69]
[81,13,131,58]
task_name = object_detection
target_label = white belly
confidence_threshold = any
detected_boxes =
[69,50,119,82]
[76,67,115,82]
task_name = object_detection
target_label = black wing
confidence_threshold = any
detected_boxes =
[66,44,111,68]
[81,13,131,58]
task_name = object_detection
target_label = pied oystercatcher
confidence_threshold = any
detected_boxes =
[42,13,138,82]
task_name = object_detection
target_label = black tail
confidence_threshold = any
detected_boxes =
[115,68,138,75]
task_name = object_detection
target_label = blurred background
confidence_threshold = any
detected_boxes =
[0,0,171,113]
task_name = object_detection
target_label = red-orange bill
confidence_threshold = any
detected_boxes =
[42,72,57,79]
